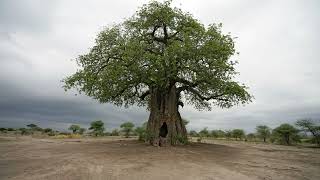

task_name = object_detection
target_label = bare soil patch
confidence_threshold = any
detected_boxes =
[0,136,319,180]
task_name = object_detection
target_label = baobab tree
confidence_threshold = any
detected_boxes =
[63,1,252,145]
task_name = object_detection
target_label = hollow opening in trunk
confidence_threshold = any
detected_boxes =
[159,122,168,138]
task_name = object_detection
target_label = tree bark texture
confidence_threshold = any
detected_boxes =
[146,85,187,146]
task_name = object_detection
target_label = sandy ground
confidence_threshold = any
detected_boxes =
[0,136,319,180]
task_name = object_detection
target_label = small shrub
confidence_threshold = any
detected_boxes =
[53,134,82,139]
[135,127,146,141]
[19,128,30,135]
[188,130,198,137]
[197,136,203,142]
[174,135,188,145]
[111,129,120,136]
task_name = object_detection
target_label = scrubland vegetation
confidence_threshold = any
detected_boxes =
[1,118,319,147]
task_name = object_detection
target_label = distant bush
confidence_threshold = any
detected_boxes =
[19,128,30,135]
[43,128,53,133]
[111,129,120,136]
[0,128,7,133]
[197,136,202,142]
[188,130,198,137]
[232,129,245,140]
[79,128,86,135]
[43,128,56,136]
[135,127,146,141]
[174,134,188,145]
[246,133,256,141]
[210,130,226,138]
[199,127,210,137]
[104,132,111,136]
[53,134,82,139]
[225,130,232,139]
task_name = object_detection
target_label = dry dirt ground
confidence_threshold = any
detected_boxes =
[0,136,319,180]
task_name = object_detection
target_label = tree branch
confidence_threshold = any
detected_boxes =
[139,90,150,100]
[187,87,227,101]
[175,77,208,93]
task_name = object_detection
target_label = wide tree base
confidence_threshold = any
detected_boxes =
[146,87,187,146]
[147,116,188,146]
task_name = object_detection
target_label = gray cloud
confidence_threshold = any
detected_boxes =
[0,81,148,131]
[0,0,319,133]
[0,0,58,34]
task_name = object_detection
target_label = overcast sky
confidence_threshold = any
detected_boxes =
[0,0,319,132]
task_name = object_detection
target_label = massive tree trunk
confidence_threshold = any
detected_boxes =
[146,85,187,146]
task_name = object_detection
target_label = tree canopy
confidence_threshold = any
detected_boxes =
[232,129,245,140]
[63,1,252,111]
[69,124,81,134]
[256,125,271,142]
[89,120,105,136]
[296,119,320,146]
[272,124,300,145]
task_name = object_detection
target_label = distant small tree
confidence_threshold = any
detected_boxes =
[19,128,29,135]
[43,128,55,136]
[188,130,198,137]
[217,130,226,138]
[246,133,256,141]
[199,127,210,137]
[89,120,105,136]
[256,125,271,142]
[272,124,300,145]
[43,128,53,133]
[210,130,219,138]
[111,129,120,136]
[232,129,245,140]
[104,132,111,136]
[210,130,226,138]
[225,130,232,139]
[0,128,7,132]
[120,122,135,138]
[68,124,81,134]
[27,124,37,129]
[79,128,86,135]
[296,119,320,146]
[26,124,42,132]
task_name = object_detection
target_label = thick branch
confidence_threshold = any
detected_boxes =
[149,25,167,43]
[177,101,184,107]
[139,90,150,100]
[176,78,208,93]
[187,87,227,101]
